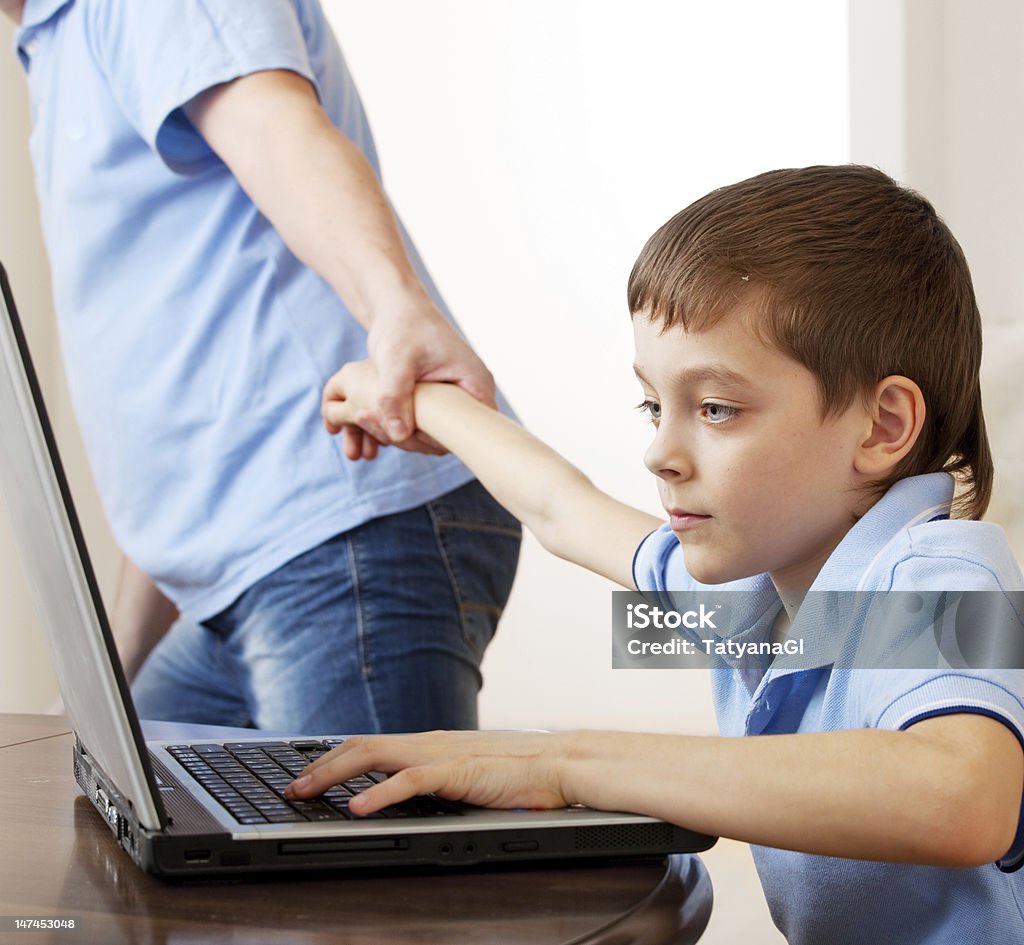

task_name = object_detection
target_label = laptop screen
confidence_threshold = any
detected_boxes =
[0,263,166,830]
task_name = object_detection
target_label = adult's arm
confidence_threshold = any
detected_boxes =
[109,556,178,681]
[183,68,491,449]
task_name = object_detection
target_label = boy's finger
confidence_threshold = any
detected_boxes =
[322,400,349,432]
[361,436,379,461]
[347,767,448,815]
[286,737,401,797]
[321,371,344,404]
[342,426,363,461]
[339,424,383,461]
[352,408,391,445]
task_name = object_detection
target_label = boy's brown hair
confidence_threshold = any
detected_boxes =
[627,164,992,520]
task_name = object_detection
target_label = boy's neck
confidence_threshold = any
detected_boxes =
[771,592,804,644]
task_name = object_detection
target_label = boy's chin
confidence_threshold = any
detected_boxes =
[679,547,757,587]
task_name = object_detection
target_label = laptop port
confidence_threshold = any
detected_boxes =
[184,849,212,865]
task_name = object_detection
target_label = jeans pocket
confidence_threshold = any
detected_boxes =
[427,480,522,659]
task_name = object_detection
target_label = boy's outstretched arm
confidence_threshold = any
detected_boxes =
[322,361,661,589]
[287,713,1023,868]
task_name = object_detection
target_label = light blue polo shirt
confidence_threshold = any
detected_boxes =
[634,472,1024,945]
[13,0,501,618]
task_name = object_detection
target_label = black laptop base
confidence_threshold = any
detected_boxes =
[74,739,716,878]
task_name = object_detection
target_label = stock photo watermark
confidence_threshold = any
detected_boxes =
[611,591,1024,671]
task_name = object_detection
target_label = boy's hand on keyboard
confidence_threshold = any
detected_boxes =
[284,730,578,814]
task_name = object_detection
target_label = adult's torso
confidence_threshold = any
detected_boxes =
[16,0,480,618]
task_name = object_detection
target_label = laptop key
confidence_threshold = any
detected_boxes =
[289,740,325,752]
[305,808,347,821]
[343,777,374,792]
[254,805,293,817]
[224,742,291,752]
[265,812,308,823]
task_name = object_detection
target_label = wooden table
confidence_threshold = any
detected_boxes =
[0,714,713,944]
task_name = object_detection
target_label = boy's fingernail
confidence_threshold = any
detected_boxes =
[386,419,408,438]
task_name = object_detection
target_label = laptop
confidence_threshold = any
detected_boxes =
[0,262,716,877]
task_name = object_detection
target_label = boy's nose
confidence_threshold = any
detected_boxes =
[643,425,693,481]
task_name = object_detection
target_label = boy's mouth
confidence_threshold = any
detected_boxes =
[667,509,712,531]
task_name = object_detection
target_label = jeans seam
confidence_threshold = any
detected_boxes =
[425,501,470,631]
[461,601,504,619]
[432,520,521,539]
[344,531,382,733]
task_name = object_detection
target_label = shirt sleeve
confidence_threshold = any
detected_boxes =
[868,551,1024,871]
[631,523,682,593]
[86,0,319,173]
[870,671,1024,871]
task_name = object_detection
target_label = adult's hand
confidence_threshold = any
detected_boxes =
[362,299,495,449]
[183,70,495,458]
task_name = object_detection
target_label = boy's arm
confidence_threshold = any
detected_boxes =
[323,363,662,589]
[289,713,1023,868]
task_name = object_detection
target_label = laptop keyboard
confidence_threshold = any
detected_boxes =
[165,739,464,825]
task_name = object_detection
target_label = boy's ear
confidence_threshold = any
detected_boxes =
[854,375,926,476]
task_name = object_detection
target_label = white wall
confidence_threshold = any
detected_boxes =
[0,18,53,712]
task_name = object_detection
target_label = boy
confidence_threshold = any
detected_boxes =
[290,166,1024,944]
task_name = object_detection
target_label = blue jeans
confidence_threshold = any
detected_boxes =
[131,480,521,732]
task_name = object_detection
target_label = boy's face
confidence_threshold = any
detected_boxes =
[633,303,870,597]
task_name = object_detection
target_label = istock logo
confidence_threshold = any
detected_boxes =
[625,602,718,631]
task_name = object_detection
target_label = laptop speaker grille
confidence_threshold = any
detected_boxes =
[573,822,674,852]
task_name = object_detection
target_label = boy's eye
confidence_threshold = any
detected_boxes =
[700,402,737,424]
[636,399,662,422]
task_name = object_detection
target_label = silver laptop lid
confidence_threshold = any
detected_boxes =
[0,263,165,830]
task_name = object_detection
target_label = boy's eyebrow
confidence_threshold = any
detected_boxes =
[632,363,754,390]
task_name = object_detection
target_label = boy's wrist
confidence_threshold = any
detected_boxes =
[413,379,469,418]
[550,730,619,810]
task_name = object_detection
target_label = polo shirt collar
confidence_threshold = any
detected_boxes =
[19,0,71,29]
[808,472,955,593]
